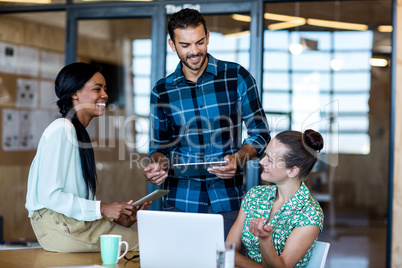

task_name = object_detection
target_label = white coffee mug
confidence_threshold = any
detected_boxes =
[100,234,129,264]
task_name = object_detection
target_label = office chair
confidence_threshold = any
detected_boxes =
[0,215,3,244]
[306,241,330,268]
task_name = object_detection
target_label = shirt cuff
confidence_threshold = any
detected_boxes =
[96,200,102,219]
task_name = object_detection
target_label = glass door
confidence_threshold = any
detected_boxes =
[163,3,263,194]
[165,2,261,83]
[66,2,262,209]
[66,4,164,207]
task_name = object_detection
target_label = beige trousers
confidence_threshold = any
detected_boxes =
[30,208,139,253]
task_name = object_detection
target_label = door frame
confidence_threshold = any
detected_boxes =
[65,0,263,99]
[65,3,165,87]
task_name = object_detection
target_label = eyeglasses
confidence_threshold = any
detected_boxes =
[124,254,139,261]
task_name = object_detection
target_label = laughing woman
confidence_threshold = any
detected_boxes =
[226,129,324,268]
[25,62,149,252]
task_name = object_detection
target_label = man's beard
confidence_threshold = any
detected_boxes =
[179,52,207,71]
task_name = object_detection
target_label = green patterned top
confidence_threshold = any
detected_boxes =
[241,182,324,267]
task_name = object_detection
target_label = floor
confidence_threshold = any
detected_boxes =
[318,210,387,268]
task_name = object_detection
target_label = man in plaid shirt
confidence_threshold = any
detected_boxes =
[144,8,270,237]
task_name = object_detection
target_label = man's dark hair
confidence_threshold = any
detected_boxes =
[168,8,208,42]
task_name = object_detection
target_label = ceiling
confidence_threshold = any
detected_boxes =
[264,1,391,26]
[2,0,392,46]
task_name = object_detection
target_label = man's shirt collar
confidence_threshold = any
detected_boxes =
[172,53,218,85]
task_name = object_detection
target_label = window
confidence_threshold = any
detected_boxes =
[262,30,372,154]
[132,39,152,154]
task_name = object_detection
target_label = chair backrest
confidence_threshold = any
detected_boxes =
[306,241,330,268]
[0,215,3,244]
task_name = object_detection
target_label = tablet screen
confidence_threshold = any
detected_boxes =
[132,189,170,207]
[173,161,228,177]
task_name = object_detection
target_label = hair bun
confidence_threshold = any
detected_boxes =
[304,129,324,152]
[56,98,73,116]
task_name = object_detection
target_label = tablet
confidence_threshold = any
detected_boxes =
[132,189,170,207]
[173,161,228,177]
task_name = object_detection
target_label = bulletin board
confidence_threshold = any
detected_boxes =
[0,41,64,165]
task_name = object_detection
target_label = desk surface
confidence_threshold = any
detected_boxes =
[0,248,140,268]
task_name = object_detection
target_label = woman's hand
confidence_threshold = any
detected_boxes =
[100,201,135,220]
[249,217,273,238]
[113,201,152,227]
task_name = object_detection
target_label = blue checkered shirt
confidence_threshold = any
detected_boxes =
[149,54,270,213]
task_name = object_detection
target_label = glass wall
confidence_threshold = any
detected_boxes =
[166,14,251,74]
[0,11,66,241]
[0,11,66,150]
[262,1,391,155]
[0,1,394,265]
[132,38,152,154]
[263,29,373,154]
[165,13,252,149]
[77,18,152,156]
[262,1,391,266]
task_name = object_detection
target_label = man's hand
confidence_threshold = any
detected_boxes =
[207,155,237,179]
[207,144,258,179]
[144,162,168,185]
[144,152,169,185]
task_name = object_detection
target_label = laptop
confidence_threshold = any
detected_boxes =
[137,210,225,268]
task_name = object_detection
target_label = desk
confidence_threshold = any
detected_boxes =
[0,248,140,268]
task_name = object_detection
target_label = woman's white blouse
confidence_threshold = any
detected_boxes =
[25,118,101,221]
